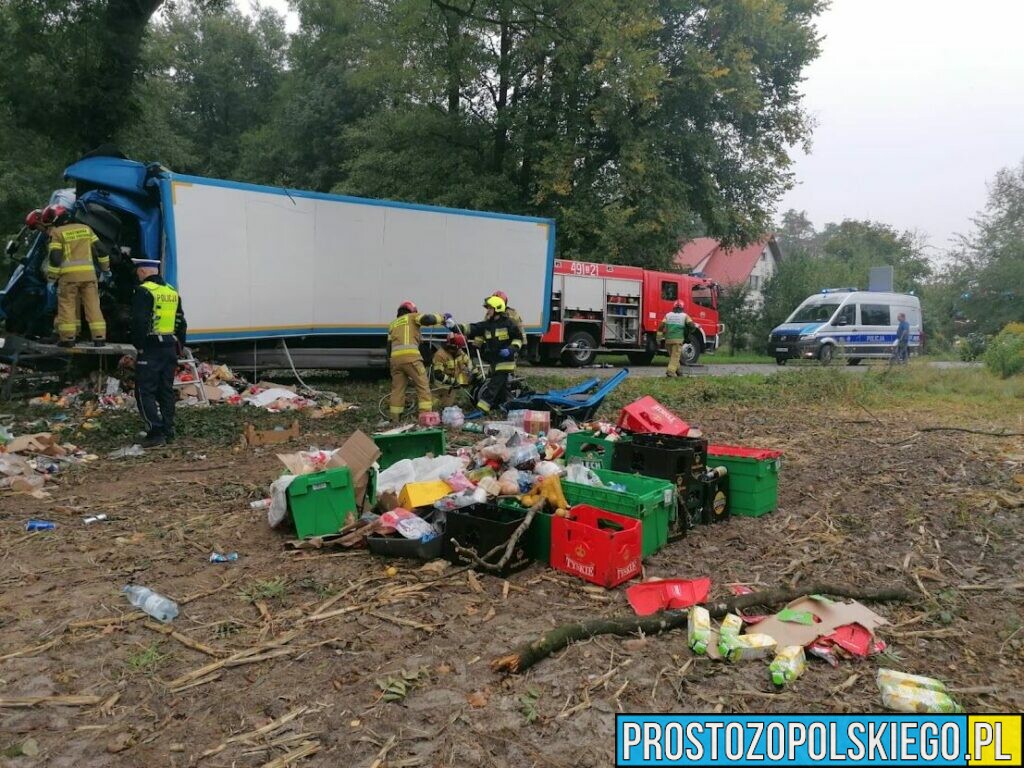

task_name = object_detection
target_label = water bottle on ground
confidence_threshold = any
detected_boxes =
[123,585,178,623]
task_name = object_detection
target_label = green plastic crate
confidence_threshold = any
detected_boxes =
[565,432,627,470]
[372,429,446,470]
[562,468,674,557]
[707,445,781,517]
[287,467,357,538]
[500,499,553,563]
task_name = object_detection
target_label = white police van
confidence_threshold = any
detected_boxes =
[768,289,922,365]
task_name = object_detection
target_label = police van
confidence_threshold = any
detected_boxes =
[768,289,922,365]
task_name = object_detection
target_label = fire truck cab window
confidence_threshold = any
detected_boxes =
[692,285,714,308]
[661,281,678,301]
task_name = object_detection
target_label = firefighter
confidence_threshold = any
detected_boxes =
[131,258,187,447]
[43,205,110,346]
[449,295,523,415]
[657,302,696,377]
[490,290,526,342]
[431,333,472,407]
[388,301,443,421]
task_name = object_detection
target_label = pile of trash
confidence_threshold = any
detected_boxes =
[0,430,97,499]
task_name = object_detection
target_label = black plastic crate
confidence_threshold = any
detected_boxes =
[367,510,448,561]
[612,433,709,480]
[443,503,531,576]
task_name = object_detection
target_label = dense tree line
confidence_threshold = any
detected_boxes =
[1,0,824,269]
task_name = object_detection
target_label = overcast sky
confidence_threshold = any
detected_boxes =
[243,0,1024,252]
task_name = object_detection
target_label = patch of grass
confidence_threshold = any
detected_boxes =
[298,577,336,600]
[703,351,774,364]
[239,577,288,603]
[520,686,542,723]
[127,642,167,673]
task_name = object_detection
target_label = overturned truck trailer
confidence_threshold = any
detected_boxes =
[1,153,555,369]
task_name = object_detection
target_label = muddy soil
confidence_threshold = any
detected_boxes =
[1,403,1022,767]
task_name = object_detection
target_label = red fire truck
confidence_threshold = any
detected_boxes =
[536,260,721,367]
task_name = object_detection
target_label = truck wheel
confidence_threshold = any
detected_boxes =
[775,356,787,366]
[846,358,861,366]
[818,344,834,365]
[681,336,702,366]
[627,351,655,365]
[562,330,598,367]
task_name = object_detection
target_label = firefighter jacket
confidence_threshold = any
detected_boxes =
[432,346,472,386]
[388,313,441,363]
[658,310,695,342]
[461,314,523,372]
[46,223,109,283]
[132,276,187,349]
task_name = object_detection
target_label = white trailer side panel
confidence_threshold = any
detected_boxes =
[167,178,554,342]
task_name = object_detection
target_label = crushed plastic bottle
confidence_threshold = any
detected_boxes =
[209,552,239,563]
[82,514,108,524]
[107,444,145,459]
[123,585,178,623]
[769,645,806,687]
[249,498,273,510]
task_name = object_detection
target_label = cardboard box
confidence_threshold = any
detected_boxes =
[277,430,381,508]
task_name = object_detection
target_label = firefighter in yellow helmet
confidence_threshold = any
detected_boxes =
[431,333,473,407]
[448,295,523,415]
[388,301,443,421]
[489,290,526,343]
[42,205,110,346]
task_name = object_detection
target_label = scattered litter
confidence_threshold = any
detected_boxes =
[626,577,711,616]
[25,519,56,531]
[688,605,711,654]
[209,552,239,563]
[776,608,816,625]
[122,585,178,623]
[877,669,963,713]
[754,596,888,649]
[242,420,300,447]
[769,645,807,687]
[82,514,108,524]
[107,445,145,459]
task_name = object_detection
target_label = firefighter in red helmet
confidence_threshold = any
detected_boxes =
[42,205,110,347]
[431,332,472,407]
[387,301,444,421]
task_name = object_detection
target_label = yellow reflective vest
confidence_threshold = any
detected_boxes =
[139,281,180,335]
[388,312,441,362]
[46,223,108,283]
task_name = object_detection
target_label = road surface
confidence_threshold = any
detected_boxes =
[523,361,976,378]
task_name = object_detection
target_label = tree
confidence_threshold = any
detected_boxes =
[716,283,757,352]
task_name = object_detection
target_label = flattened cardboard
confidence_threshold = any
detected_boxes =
[755,596,888,648]
[333,430,381,506]
[4,433,66,457]
[244,420,300,447]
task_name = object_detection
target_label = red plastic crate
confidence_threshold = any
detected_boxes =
[617,396,690,436]
[550,505,643,588]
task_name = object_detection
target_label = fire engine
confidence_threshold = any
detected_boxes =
[537,260,721,367]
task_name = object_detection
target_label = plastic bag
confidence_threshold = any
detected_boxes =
[546,428,568,445]
[442,471,475,492]
[434,491,479,512]
[498,469,521,496]
[377,459,416,494]
[477,476,502,498]
[267,475,296,528]
[566,464,603,486]
[534,461,562,477]
[396,513,436,540]
[441,406,465,428]
[509,443,540,468]
[410,455,465,483]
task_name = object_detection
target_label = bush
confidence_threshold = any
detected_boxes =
[982,323,1024,378]
[955,333,988,362]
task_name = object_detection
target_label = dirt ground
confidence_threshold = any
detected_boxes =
[1,392,1023,767]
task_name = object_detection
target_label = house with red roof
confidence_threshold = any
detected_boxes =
[674,236,782,307]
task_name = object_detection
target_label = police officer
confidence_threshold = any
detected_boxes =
[131,258,187,447]
[388,301,444,421]
[450,295,523,415]
[43,205,110,346]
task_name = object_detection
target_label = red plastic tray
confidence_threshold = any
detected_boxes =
[617,396,690,436]
[707,444,783,460]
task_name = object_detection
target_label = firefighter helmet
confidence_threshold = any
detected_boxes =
[40,205,68,226]
[446,333,466,348]
[25,209,43,229]
[484,296,506,313]
[491,290,509,304]
[397,300,418,315]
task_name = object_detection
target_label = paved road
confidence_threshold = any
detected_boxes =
[524,361,977,378]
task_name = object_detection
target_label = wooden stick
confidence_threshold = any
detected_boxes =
[165,631,298,689]
[0,637,60,662]
[143,621,226,658]
[491,583,915,675]
[261,740,321,768]
[0,695,104,708]
[916,426,1024,437]
[200,706,308,759]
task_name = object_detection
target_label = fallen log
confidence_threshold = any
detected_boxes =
[491,582,915,675]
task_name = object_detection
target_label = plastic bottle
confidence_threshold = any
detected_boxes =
[249,498,272,510]
[123,585,179,623]
[461,423,484,434]
[82,514,108,524]
[209,552,239,563]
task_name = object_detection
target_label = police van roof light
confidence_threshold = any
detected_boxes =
[820,287,857,294]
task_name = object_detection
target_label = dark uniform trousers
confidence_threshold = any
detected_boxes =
[137,342,178,438]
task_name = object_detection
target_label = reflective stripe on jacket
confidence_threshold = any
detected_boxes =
[388,313,440,362]
[47,223,107,282]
